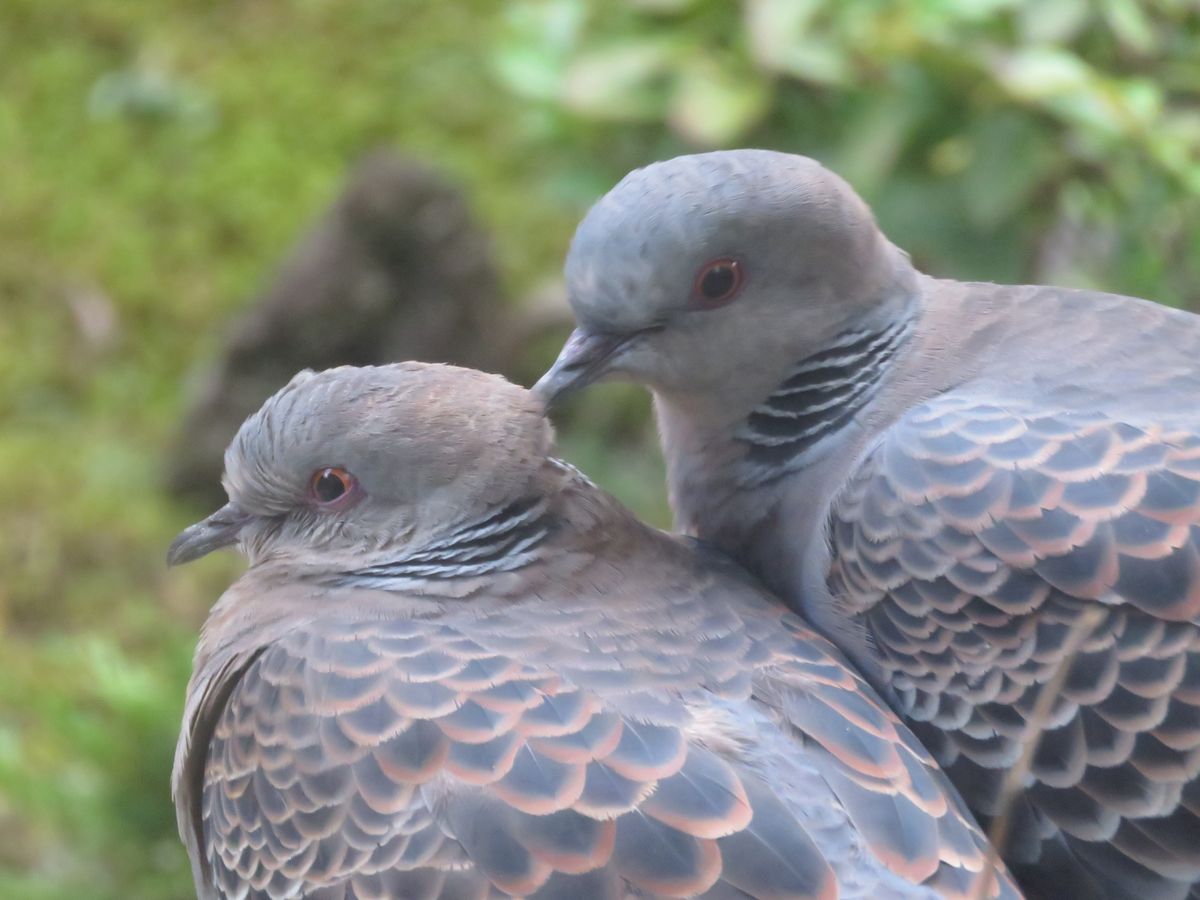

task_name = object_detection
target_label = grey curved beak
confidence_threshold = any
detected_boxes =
[533,328,632,408]
[167,503,251,566]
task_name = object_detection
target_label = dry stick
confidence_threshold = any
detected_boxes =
[970,604,1106,900]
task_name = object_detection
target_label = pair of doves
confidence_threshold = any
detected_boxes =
[172,150,1200,899]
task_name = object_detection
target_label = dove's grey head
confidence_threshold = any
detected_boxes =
[536,149,917,408]
[168,363,552,572]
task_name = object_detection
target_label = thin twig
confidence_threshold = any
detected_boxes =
[970,604,1106,900]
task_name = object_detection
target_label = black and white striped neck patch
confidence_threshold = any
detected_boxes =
[341,494,552,588]
[737,316,913,483]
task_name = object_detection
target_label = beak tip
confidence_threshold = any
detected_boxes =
[166,503,249,568]
[165,538,191,568]
[531,370,569,410]
[535,327,627,409]
[166,527,204,567]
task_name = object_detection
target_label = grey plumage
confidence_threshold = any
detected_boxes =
[536,149,1200,899]
[170,362,1019,899]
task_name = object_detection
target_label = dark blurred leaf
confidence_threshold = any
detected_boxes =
[961,112,1058,227]
[88,64,215,131]
[837,94,924,196]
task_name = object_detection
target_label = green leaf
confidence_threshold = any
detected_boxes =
[493,0,587,101]
[668,56,772,146]
[561,38,681,119]
[1147,110,1200,186]
[1115,77,1163,127]
[743,0,822,68]
[992,46,1092,101]
[770,39,851,85]
[1102,0,1157,55]
[743,0,850,84]
[493,42,568,101]
[989,48,1135,139]
[1016,0,1092,44]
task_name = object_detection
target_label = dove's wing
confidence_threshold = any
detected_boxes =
[831,389,1200,895]
[748,603,1022,900]
[187,567,1023,900]
[196,613,844,900]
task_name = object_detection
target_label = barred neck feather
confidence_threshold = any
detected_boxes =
[338,493,554,589]
[736,314,913,485]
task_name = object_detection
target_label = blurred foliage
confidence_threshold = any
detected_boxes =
[1,0,1196,897]
[498,0,1200,304]
[0,2,593,897]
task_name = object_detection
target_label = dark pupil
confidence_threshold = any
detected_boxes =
[701,265,735,299]
[314,470,346,503]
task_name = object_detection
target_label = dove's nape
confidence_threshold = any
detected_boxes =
[171,362,1021,900]
[541,148,1200,899]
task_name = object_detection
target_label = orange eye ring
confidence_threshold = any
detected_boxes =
[309,467,358,507]
[691,257,744,308]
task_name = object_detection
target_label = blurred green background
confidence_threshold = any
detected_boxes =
[2,1,1198,896]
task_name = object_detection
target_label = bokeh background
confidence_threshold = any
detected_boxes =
[3,1,1199,896]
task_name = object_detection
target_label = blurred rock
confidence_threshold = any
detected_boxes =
[167,150,566,506]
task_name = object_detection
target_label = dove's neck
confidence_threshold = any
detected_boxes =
[312,458,636,598]
[653,275,1006,669]
[658,293,917,517]
[652,286,932,662]
[333,492,556,591]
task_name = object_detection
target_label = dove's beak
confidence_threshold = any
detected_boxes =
[533,327,643,408]
[168,503,252,566]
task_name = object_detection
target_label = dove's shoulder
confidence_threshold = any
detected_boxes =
[194,605,852,900]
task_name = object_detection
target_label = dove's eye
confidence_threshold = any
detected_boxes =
[692,258,744,308]
[309,467,358,506]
